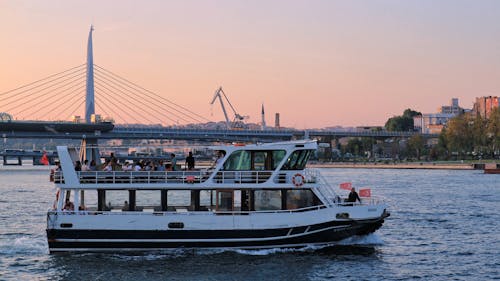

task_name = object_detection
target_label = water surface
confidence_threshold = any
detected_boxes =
[0,167,498,280]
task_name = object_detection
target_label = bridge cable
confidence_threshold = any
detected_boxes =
[94,87,153,124]
[94,86,150,124]
[94,65,210,123]
[94,69,192,124]
[51,90,85,121]
[94,102,116,123]
[94,75,183,124]
[23,84,86,120]
[9,74,86,118]
[0,63,85,101]
[0,63,86,98]
[1,70,86,113]
[39,88,85,121]
[64,99,87,121]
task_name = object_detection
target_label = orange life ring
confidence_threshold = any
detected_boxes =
[292,173,305,187]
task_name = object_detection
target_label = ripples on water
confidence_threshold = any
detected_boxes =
[0,168,498,280]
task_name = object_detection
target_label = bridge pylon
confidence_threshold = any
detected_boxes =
[85,25,95,124]
[81,26,100,164]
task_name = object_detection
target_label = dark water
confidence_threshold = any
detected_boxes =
[1,167,499,280]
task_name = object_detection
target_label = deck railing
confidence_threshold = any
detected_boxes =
[54,170,275,185]
[53,170,210,184]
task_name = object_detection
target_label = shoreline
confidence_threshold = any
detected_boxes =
[308,162,478,170]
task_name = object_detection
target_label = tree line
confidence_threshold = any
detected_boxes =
[336,108,499,161]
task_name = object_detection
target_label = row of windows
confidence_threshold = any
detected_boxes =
[222,149,312,171]
[62,189,320,212]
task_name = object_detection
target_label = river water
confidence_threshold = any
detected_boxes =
[0,167,498,280]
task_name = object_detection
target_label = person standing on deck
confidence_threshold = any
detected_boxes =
[347,188,362,203]
[170,153,177,170]
[185,151,195,170]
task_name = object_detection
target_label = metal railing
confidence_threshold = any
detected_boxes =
[54,170,210,184]
[213,171,273,184]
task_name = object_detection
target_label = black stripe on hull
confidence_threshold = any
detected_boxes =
[47,216,387,252]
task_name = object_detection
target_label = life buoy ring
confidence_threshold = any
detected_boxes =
[292,173,305,187]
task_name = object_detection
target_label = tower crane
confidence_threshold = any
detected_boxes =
[210,87,248,130]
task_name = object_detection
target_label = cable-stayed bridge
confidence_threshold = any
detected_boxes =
[0,26,436,143]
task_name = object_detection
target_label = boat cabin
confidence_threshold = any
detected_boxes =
[53,140,329,215]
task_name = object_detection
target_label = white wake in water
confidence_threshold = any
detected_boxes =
[0,236,48,255]
[233,233,385,256]
[337,233,385,246]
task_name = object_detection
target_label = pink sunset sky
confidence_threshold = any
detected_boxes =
[1,0,499,128]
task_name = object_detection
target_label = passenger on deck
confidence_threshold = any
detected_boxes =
[74,160,82,171]
[89,160,97,171]
[186,151,195,170]
[64,199,74,211]
[122,161,132,171]
[82,159,90,171]
[165,163,173,171]
[122,201,129,211]
[170,153,177,170]
[215,150,226,166]
[134,161,142,171]
[157,160,166,171]
[102,161,112,172]
[347,188,362,204]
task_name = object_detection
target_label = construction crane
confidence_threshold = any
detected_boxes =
[210,87,248,130]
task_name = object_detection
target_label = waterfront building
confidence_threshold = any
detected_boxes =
[413,98,465,134]
[439,98,464,115]
[472,96,499,119]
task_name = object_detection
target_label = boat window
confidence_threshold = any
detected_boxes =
[223,150,286,171]
[252,151,266,170]
[286,190,318,210]
[273,150,286,169]
[223,151,251,170]
[105,190,129,211]
[167,190,191,207]
[136,190,161,212]
[254,190,281,211]
[281,150,312,170]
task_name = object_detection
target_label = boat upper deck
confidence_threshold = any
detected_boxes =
[53,169,317,187]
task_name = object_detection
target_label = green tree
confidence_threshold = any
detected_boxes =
[445,113,474,158]
[345,138,362,156]
[385,108,421,131]
[486,107,500,157]
[407,134,425,160]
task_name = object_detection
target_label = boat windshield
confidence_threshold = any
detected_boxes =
[223,150,286,171]
[281,150,312,170]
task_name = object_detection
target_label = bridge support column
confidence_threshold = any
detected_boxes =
[80,138,101,165]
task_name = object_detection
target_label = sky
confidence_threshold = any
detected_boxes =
[1,0,499,128]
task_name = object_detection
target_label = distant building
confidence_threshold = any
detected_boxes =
[439,98,464,115]
[413,113,456,134]
[414,98,464,134]
[472,96,499,119]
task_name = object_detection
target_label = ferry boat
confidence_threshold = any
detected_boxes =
[46,140,389,253]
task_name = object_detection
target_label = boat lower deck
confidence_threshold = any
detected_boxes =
[47,212,389,252]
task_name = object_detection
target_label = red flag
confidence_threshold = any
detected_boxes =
[359,188,371,197]
[40,151,49,165]
[339,182,352,190]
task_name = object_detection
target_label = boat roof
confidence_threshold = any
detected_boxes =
[210,139,318,151]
